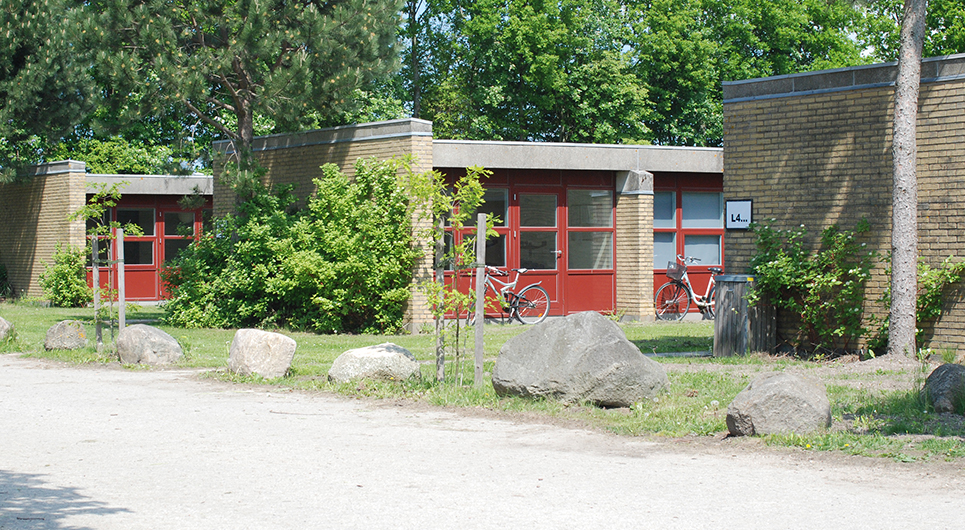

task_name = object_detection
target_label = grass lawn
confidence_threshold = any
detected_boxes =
[2,301,963,463]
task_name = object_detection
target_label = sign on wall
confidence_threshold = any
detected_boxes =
[725,199,753,230]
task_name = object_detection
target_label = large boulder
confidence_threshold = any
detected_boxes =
[44,320,88,350]
[328,343,421,383]
[923,363,965,414]
[117,324,183,365]
[492,311,668,407]
[228,329,297,379]
[0,317,13,341]
[727,372,831,436]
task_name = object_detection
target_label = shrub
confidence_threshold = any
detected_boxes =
[38,244,92,307]
[749,220,875,353]
[161,158,419,334]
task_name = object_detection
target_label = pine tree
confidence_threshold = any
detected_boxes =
[0,0,98,181]
[94,0,402,170]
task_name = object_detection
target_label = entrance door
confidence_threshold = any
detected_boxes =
[563,188,615,313]
[516,191,561,310]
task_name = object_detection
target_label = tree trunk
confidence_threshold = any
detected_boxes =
[409,0,422,119]
[889,0,928,357]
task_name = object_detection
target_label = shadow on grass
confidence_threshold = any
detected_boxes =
[853,389,965,437]
[0,470,131,529]
[631,336,713,355]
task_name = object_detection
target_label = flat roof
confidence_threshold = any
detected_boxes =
[723,52,965,103]
[433,140,723,174]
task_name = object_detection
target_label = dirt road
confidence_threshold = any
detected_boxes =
[1,353,962,529]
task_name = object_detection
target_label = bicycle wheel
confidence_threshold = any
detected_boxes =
[514,286,550,325]
[654,281,690,321]
[705,286,716,320]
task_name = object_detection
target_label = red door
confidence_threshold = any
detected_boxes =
[515,190,562,311]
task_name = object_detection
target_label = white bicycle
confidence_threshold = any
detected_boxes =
[468,266,550,325]
[654,255,722,321]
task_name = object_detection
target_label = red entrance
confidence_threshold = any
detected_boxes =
[442,169,616,317]
[87,196,213,301]
[652,173,724,309]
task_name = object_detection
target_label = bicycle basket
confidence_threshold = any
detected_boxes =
[666,261,685,281]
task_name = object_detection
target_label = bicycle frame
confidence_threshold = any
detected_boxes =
[476,267,542,316]
[675,259,715,309]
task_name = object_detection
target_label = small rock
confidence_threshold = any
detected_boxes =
[44,320,87,350]
[923,364,965,414]
[0,317,13,341]
[328,343,420,383]
[228,329,297,379]
[117,324,183,365]
[492,311,668,407]
[727,372,831,436]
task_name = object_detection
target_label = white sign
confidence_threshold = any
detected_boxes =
[726,200,752,230]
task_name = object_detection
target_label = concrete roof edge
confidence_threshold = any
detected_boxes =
[86,174,214,196]
[432,140,722,173]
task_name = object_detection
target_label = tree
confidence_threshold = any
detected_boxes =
[408,0,651,143]
[889,0,927,357]
[94,0,402,173]
[0,0,98,181]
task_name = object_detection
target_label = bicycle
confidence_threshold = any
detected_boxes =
[468,265,551,325]
[654,255,722,321]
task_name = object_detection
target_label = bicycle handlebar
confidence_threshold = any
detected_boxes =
[677,254,701,264]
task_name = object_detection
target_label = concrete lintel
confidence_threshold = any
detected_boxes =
[86,174,214,196]
[616,170,654,195]
[433,140,723,174]
[213,118,434,154]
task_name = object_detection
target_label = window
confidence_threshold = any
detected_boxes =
[653,176,724,272]
[567,189,614,270]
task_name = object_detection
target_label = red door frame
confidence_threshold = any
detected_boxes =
[441,169,615,317]
[87,196,213,301]
[653,173,724,307]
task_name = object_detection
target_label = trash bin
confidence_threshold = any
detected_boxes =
[713,275,776,357]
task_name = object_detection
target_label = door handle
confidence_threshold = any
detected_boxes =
[553,250,563,258]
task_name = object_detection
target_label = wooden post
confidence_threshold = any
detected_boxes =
[435,216,446,382]
[92,237,103,352]
[117,228,126,330]
[474,213,486,386]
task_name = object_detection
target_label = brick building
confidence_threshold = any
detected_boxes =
[722,53,965,351]
[214,120,723,331]
[2,121,723,331]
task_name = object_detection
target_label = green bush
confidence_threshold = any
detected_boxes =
[38,244,92,307]
[749,220,875,353]
[161,158,419,334]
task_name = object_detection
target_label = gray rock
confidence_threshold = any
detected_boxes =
[727,372,831,436]
[0,317,13,341]
[328,343,421,383]
[44,320,88,350]
[117,324,183,365]
[227,329,297,379]
[492,311,669,407]
[923,363,965,414]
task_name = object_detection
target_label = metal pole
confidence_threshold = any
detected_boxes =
[92,236,102,352]
[117,228,126,330]
[474,213,486,387]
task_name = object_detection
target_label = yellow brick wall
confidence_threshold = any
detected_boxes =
[615,193,655,321]
[0,162,87,298]
[724,77,965,351]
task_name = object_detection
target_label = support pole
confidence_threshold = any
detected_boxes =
[474,213,486,387]
[117,228,126,330]
[92,237,103,352]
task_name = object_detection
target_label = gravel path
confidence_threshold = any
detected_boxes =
[1,353,962,529]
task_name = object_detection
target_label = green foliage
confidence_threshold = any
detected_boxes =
[49,136,189,175]
[38,244,92,308]
[162,157,418,334]
[867,256,965,352]
[749,220,876,353]
[0,0,98,180]
[93,0,402,169]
